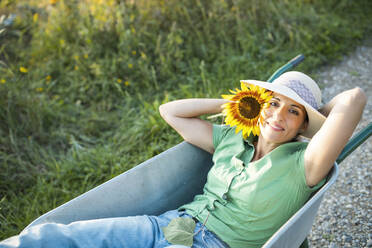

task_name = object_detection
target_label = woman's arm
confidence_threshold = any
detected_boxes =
[304,87,367,187]
[159,99,228,153]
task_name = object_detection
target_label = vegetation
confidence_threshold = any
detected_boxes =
[0,0,371,239]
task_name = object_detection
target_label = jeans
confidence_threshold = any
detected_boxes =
[0,210,229,248]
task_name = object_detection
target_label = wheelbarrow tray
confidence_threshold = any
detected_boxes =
[25,141,338,248]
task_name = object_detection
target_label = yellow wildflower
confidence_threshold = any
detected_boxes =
[97,16,107,22]
[90,63,102,76]
[20,67,28,73]
[132,51,137,55]
[74,55,79,60]
[74,66,79,70]
[59,39,65,47]
[36,87,44,92]
[140,52,147,60]
[33,13,39,23]
[131,27,136,34]
[46,75,52,81]
[128,64,133,69]
[50,0,58,4]
[1,79,6,84]
[89,5,96,13]
[84,54,89,59]
[124,81,130,86]
[117,79,122,83]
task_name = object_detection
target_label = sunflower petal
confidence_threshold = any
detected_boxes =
[222,94,234,100]
[240,82,249,91]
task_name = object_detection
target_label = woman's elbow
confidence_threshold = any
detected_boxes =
[351,87,367,106]
[159,104,169,121]
[158,104,165,116]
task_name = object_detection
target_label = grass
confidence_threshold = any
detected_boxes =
[0,0,372,240]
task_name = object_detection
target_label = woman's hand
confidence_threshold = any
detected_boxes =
[159,99,228,154]
[304,87,367,187]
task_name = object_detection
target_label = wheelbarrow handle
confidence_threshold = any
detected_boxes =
[288,54,305,67]
[336,122,372,164]
[267,54,305,82]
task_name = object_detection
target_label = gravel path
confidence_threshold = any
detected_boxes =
[308,38,372,247]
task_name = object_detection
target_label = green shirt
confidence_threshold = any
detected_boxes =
[180,124,325,248]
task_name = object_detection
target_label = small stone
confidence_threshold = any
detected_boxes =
[345,236,352,243]
[367,239,372,247]
[366,184,372,191]
[329,242,338,248]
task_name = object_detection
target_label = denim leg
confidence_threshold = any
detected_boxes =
[0,210,229,248]
[0,211,180,248]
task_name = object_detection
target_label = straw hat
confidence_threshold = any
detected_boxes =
[241,71,326,138]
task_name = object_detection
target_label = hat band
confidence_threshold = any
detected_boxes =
[281,80,318,109]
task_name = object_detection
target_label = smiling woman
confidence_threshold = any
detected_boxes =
[156,71,366,247]
[259,93,308,146]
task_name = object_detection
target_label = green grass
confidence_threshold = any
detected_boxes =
[0,0,372,239]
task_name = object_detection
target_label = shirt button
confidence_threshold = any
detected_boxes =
[208,203,215,210]
[222,193,228,200]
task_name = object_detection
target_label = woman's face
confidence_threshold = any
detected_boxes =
[259,93,308,144]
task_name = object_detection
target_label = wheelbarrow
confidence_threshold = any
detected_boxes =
[23,56,372,247]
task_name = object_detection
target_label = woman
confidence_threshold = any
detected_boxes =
[0,71,366,248]
[158,71,366,247]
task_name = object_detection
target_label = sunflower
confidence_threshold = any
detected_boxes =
[222,82,272,138]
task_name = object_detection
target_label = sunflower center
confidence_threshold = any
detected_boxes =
[238,96,261,119]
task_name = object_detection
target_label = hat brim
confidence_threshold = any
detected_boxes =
[240,80,326,139]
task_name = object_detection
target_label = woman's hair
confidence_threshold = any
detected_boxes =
[304,111,309,124]
[292,111,309,142]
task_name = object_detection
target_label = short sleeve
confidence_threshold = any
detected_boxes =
[212,124,232,149]
[296,146,326,192]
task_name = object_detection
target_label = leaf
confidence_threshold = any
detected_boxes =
[162,217,196,247]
